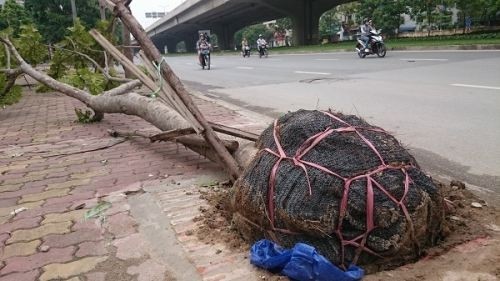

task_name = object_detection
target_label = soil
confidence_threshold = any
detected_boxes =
[195,180,500,281]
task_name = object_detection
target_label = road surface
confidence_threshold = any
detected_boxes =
[165,49,500,203]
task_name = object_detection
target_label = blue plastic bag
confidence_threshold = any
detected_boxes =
[250,239,292,270]
[250,239,364,281]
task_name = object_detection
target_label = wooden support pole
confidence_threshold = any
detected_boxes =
[89,29,202,132]
[209,122,259,142]
[110,0,242,181]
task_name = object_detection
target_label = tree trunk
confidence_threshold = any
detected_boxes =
[0,68,22,99]
[0,37,258,172]
[121,23,134,79]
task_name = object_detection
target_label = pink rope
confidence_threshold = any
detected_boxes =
[261,111,418,267]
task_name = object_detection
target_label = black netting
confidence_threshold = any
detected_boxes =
[231,110,445,269]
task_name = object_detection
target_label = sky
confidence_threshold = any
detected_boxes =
[130,0,185,28]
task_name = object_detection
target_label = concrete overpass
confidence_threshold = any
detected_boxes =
[145,0,351,52]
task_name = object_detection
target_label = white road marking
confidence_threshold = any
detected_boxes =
[236,66,254,70]
[450,84,500,90]
[315,58,339,61]
[400,58,449,61]
[294,71,331,75]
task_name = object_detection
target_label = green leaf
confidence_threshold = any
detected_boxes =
[84,201,112,220]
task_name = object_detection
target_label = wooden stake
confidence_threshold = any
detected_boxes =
[110,0,242,181]
[89,29,202,132]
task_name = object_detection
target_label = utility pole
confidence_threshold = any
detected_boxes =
[98,0,106,20]
[70,0,77,23]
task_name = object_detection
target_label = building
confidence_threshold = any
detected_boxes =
[0,0,25,8]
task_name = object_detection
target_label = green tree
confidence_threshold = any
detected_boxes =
[0,0,32,35]
[24,0,100,43]
[1,24,47,105]
[275,17,292,33]
[336,2,361,26]
[478,0,500,25]
[319,9,339,37]
[451,0,484,32]
[358,0,411,35]
[409,0,453,35]
[234,24,272,48]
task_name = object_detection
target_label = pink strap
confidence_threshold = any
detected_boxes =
[260,111,418,267]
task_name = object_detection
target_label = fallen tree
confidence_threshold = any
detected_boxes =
[0,35,258,167]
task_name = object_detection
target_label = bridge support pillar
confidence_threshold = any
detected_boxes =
[165,41,177,54]
[291,0,322,45]
[214,25,234,50]
[182,35,198,53]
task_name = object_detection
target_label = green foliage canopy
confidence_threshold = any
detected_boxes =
[0,0,32,35]
[234,24,273,48]
[358,0,411,34]
[24,0,100,43]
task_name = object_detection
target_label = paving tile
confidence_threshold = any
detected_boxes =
[0,197,20,208]
[1,240,41,259]
[0,201,45,218]
[7,221,72,244]
[0,217,42,234]
[85,272,106,281]
[19,188,70,204]
[12,203,68,221]
[42,228,102,248]
[106,212,137,238]
[75,241,108,258]
[0,186,45,201]
[127,259,166,281]
[41,209,87,225]
[38,256,108,281]
[0,184,22,193]
[113,233,150,260]
[0,270,39,281]
[43,190,95,207]
[45,179,91,191]
[0,246,75,275]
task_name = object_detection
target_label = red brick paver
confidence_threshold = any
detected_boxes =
[0,91,271,281]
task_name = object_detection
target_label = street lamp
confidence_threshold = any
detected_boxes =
[70,0,77,24]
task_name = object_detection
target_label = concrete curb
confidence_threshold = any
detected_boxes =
[189,87,273,127]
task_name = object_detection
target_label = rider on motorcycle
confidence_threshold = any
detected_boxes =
[196,33,211,65]
[360,18,373,52]
[257,34,267,55]
[241,37,249,54]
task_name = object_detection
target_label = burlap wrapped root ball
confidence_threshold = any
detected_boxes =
[230,110,445,270]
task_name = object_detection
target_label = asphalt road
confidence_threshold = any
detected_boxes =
[165,49,500,203]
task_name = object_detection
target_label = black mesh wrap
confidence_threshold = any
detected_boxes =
[231,110,444,269]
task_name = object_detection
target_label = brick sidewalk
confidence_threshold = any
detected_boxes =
[0,91,273,281]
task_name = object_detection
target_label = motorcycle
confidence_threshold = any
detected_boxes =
[258,44,268,58]
[242,45,250,57]
[356,29,387,58]
[199,45,211,70]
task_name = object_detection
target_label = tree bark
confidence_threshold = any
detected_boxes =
[0,68,23,99]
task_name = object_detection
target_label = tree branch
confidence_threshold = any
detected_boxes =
[50,45,132,83]
[103,79,142,96]
[1,36,93,106]
[0,36,190,131]
[0,68,23,98]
